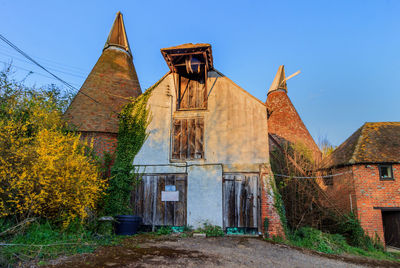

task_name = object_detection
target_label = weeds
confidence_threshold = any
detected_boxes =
[196,223,224,237]
[0,220,120,267]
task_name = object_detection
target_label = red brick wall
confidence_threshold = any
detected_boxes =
[352,164,400,244]
[80,131,118,157]
[260,166,285,238]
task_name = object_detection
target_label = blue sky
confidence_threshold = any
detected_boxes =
[1,0,399,146]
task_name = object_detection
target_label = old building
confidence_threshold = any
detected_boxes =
[131,43,284,236]
[321,122,400,247]
[266,65,321,161]
[64,12,141,156]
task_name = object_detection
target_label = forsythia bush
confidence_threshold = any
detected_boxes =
[0,68,106,226]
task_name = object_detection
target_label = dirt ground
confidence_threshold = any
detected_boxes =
[40,235,400,268]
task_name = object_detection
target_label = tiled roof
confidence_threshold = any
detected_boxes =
[64,12,141,133]
[322,122,400,168]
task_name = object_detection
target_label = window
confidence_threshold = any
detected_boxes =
[177,72,207,110]
[379,165,394,180]
[172,117,204,160]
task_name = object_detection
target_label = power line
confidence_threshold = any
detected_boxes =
[0,51,86,79]
[0,43,89,73]
[0,60,80,87]
[0,33,117,114]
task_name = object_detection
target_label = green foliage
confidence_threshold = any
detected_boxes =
[156,226,173,235]
[104,86,155,215]
[0,220,120,266]
[337,213,383,251]
[263,217,269,238]
[197,223,225,237]
[290,227,349,254]
[271,181,289,236]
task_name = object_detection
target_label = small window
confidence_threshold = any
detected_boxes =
[379,165,394,180]
[172,117,204,160]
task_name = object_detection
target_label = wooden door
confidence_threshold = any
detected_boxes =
[223,173,259,229]
[382,211,400,247]
[132,174,187,226]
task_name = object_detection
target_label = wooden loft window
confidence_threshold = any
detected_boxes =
[160,44,213,111]
[172,117,204,160]
[177,71,207,110]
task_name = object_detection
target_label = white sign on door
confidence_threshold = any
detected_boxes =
[161,191,179,202]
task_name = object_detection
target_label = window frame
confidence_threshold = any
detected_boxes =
[378,164,394,181]
[171,117,204,161]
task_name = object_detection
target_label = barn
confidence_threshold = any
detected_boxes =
[321,122,400,247]
[132,43,284,236]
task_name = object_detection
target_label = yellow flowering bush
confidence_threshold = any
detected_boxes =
[0,69,106,226]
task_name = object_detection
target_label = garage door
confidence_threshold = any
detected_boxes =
[382,211,400,248]
[132,174,187,226]
[223,173,259,229]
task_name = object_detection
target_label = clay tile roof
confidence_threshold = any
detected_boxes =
[160,43,213,71]
[322,122,400,168]
[64,12,141,134]
[161,43,211,50]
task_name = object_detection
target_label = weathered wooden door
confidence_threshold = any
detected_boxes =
[132,174,187,226]
[223,173,259,229]
[382,211,400,247]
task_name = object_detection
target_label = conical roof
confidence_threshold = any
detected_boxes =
[266,66,321,160]
[64,12,141,133]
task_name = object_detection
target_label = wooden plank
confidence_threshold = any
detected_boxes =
[181,119,188,159]
[142,175,154,225]
[179,76,189,109]
[172,119,181,159]
[165,175,175,225]
[188,80,194,109]
[250,175,259,228]
[223,174,235,228]
[174,175,187,226]
[196,118,204,159]
[154,175,165,225]
[235,175,245,227]
[188,119,196,159]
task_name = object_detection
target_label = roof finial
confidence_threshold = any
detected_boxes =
[268,65,287,95]
[103,11,131,55]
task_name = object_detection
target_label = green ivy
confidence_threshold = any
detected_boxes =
[271,179,289,237]
[104,82,159,216]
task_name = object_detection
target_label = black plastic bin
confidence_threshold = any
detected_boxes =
[114,215,142,235]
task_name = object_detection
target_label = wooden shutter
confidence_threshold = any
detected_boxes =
[178,76,207,110]
[172,117,204,160]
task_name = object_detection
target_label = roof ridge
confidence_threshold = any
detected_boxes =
[350,123,367,164]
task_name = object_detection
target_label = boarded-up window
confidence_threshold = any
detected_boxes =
[177,74,207,110]
[172,117,204,160]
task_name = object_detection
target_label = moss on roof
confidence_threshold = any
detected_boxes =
[322,122,400,168]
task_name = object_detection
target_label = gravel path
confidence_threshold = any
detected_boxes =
[43,236,399,268]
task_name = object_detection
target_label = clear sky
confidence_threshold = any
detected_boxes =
[1,0,399,146]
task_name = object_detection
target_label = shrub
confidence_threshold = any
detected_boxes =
[156,226,172,235]
[0,68,105,226]
[197,223,224,237]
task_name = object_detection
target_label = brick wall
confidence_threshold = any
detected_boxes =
[260,166,285,238]
[352,164,400,244]
[80,131,118,157]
